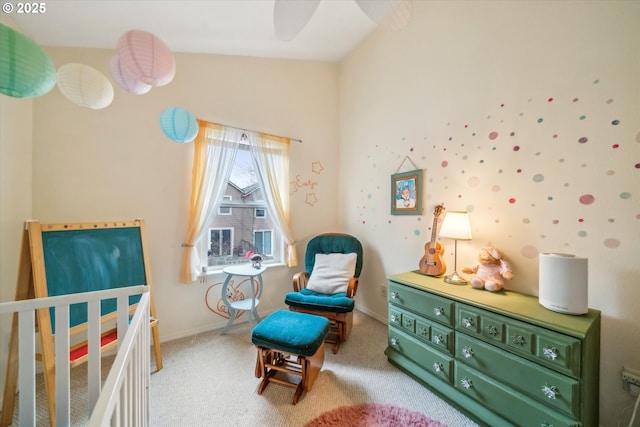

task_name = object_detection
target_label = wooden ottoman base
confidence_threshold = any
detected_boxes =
[254,342,325,404]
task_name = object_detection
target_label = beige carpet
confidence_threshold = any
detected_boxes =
[9,310,479,426]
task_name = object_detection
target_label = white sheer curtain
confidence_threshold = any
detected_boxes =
[179,121,243,283]
[245,132,298,267]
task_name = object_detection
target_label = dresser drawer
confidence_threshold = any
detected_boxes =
[456,333,580,418]
[390,306,454,354]
[455,364,579,427]
[456,303,581,377]
[389,281,454,326]
[388,328,453,385]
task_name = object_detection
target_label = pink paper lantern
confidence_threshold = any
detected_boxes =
[109,56,152,95]
[116,30,175,87]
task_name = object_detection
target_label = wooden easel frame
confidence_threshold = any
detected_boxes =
[1,220,163,427]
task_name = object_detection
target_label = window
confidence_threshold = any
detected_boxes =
[203,146,282,269]
[218,196,232,215]
[208,228,233,259]
[254,230,273,256]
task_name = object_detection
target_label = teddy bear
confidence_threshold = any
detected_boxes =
[462,244,513,292]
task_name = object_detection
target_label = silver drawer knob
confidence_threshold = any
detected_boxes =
[540,424,555,427]
[461,378,473,389]
[512,335,526,346]
[433,307,444,316]
[462,346,474,358]
[432,335,443,345]
[433,362,443,372]
[391,291,399,300]
[542,385,559,400]
[462,317,474,328]
[543,347,559,360]
[391,314,399,323]
[486,325,499,337]
[390,337,399,347]
[418,327,429,336]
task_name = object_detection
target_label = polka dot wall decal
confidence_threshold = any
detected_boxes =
[533,174,544,183]
[468,176,480,187]
[523,218,530,224]
[635,132,640,143]
[594,79,600,84]
[441,161,448,167]
[510,132,515,136]
[579,194,595,205]
[578,137,588,144]
[552,219,559,224]
[604,238,620,248]
[414,229,421,236]
[579,115,586,120]
[548,97,554,102]
[489,131,499,140]
[520,245,538,258]
[606,99,614,104]
[608,218,615,223]
[578,231,587,237]
[635,163,640,169]
[573,98,579,102]
[553,134,558,139]
[492,185,501,192]
[578,218,584,223]
[513,146,520,151]
[612,144,619,149]
[509,198,516,204]
[620,192,631,199]
[612,120,620,125]
[537,118,544,123]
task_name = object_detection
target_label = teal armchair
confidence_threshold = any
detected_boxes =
[284,233,363,354]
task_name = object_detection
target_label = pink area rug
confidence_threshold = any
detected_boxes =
[304,403,447,427]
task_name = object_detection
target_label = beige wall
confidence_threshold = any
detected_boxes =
[338,1,640,424]
[0,14,35,414]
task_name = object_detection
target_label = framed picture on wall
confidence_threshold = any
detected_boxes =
[391,169,423,215]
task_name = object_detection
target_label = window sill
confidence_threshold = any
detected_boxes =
[199,262,285,278]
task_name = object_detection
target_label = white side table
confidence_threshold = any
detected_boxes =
[220,264,266,335]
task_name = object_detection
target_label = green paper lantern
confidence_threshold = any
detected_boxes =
[0,23,56,98]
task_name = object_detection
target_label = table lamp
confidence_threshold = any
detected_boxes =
[439,211,472,285]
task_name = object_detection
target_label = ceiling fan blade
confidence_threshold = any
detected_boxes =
[273,0,322,41]
[354,0,413,30]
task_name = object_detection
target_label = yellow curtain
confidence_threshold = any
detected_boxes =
[179,121,241,283]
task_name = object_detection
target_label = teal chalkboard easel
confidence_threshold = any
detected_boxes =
[1,219,162,427]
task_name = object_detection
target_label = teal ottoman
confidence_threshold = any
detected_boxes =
[251,310,330,404]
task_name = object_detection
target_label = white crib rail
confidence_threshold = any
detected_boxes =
[0,285,149,426]
[88,290,150,427]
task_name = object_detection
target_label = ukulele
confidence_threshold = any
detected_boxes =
[419,205,446,276]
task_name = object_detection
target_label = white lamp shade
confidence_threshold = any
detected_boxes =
[56,63,114,109]
[439,211,472,240]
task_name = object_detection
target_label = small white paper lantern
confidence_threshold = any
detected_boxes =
[56,63,114,109]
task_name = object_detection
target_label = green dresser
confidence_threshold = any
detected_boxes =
[385,271,600,427]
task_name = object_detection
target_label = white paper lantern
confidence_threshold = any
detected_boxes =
[57,63,114,109]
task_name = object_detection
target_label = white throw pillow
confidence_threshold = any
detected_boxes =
[306,253,358,295]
